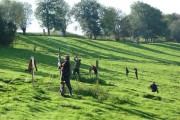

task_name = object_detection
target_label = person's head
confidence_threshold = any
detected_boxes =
[64,55,70,61]
[79,59,81,61]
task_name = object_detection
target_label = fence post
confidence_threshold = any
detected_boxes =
[31,56,35,87]
[96,60,99,69]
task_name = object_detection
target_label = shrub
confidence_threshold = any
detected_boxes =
[0,17,17,47]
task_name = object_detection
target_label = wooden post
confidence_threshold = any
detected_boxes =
[43,29,46,36]
[34,45,36,52]
[96,60,99,69]
[31,56,35,87]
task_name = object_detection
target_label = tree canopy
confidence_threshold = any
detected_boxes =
[35,0,70,36]
[129,1,166,42]
[72,0,101,39]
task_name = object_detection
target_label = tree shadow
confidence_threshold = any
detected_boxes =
[73,38,180,65]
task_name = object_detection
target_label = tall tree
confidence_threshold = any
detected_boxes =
[113,9,126,40]
[35,0,70,36]
[20,2,33,35]
[129,1,166,42]
[72,0,101,39]
[51,0,71,37]
[35,0,52,36]
[169,19,180,42]
[0,6,16,46]
[100,6,129,41]
[164,13,180,41]
[0,0,24,27]
[100,7,116,36]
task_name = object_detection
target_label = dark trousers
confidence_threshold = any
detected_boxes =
[73,68,80,75]
[61,77,72,94]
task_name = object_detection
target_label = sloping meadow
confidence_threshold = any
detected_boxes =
[0,35,179,120]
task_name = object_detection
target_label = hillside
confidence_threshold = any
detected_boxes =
[0,35,180,120]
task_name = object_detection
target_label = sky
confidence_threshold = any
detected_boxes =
[16,0,180,34]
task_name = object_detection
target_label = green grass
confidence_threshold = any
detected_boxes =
[0,34,180,120]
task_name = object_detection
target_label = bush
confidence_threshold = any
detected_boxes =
[0,17,17,47]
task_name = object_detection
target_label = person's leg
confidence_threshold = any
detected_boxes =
[77,69,80,79]
[65,78,72,96]
[60,80,65,96]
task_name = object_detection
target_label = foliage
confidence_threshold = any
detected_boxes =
[99,6,129,41]
[129,1,167,42]
[50,0,71,37]
[0,0,24,28]
[0,16,16,46]
[35,0,70,36]
[100,7,116,36]
[169,19,180,42]
[164,13,180,41]
[72,0,101,39]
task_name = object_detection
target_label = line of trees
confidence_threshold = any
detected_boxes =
[1,0,180,47]
[35,0,180,42]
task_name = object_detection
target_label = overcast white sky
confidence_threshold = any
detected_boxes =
[16,0,180,34]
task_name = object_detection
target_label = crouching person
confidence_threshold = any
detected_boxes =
[149,82,159,93]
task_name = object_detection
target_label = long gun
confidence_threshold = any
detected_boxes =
[58,47,61,69]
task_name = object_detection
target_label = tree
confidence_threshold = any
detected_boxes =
[0,0,24,28]
[50,0,71,37]
[129,1,166,42]
[113,9,126,40]
[100,7,116,36]
[35,0,70,36]
[35,0,52,36]
[20,2,33,35]
[0,14,16,46]
[72,0,101,39]
[116,15,131,40]
[164,13,180,41]
[169,20,180,42]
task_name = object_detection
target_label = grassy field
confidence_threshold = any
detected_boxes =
[0,35,180,120]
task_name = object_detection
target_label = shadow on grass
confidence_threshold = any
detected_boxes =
[59,104,82,110]
[83,101,162,120]
[72,38,180,65]
[143,94,162,101]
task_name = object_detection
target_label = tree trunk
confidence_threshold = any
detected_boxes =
[61,29,66,37]
[47,28,50,36]
[22,27,26,35]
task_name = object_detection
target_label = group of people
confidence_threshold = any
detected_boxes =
[125,67,138,79]
[25,55,159,97]
[126,67,158,93]
[58,55,98,97]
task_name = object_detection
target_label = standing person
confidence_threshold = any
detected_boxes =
[126,67,129,77]
[134,67,138,79]
[149,82,159,93]
[73,56,81,79]
[92,65,98,79]
[60,55,72,97]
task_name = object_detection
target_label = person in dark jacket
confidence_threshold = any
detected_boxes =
[60,55,72,97]
[73,56,81,79]
[126,67,129,77]
[134,67,138,79]
[91,65,98,79]
[149,82,159,93]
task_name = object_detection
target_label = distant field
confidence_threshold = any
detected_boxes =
[0,35,179,120]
